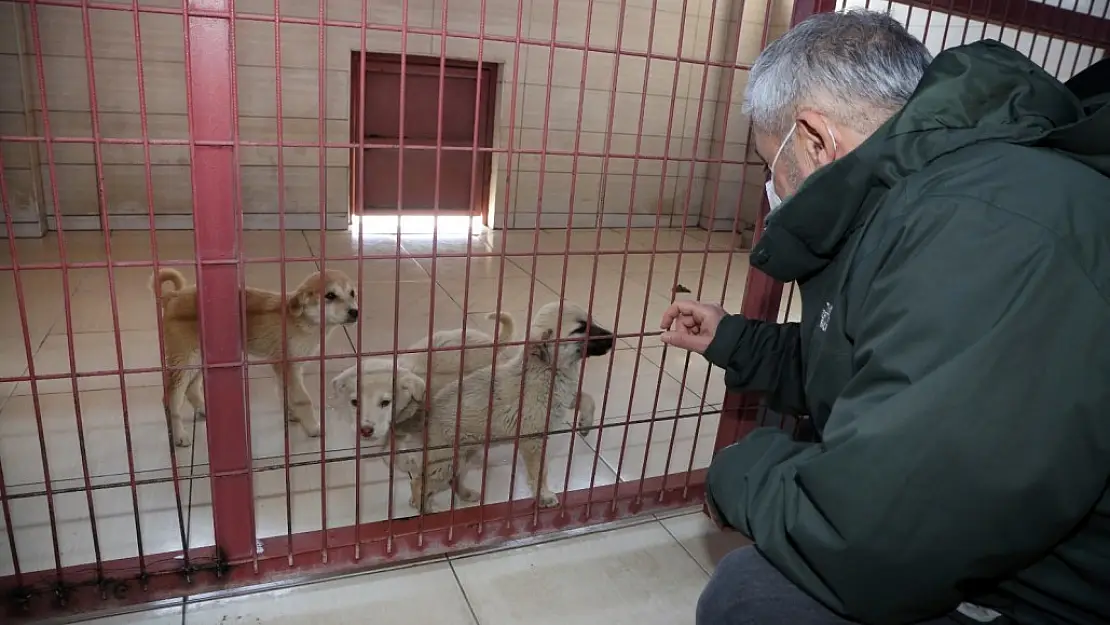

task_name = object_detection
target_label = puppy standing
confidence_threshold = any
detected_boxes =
[402,301,614,512]
[329,311,516,444]
[152,268,358,446]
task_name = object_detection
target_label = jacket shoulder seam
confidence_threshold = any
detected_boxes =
[916,192,1110,311]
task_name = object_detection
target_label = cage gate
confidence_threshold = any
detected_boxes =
[1,0,1108,621]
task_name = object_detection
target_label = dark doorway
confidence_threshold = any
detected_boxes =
[350,53,496,220]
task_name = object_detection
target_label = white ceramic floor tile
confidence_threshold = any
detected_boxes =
[587,416,718,482]
[440,275,561,315]
[640,345,727,409]
[183,560,476,624]
[415,254,532,282]
[1,478,213,576]
[452,521,707,625]
[577,348,704,424]
[250,430,616,537]
[81,603,184,625]
[659,511,753,573]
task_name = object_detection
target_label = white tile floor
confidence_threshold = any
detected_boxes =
[0,227,800,577]
[78,510,752,625]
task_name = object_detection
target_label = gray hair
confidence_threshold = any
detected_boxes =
[743,9,933,135]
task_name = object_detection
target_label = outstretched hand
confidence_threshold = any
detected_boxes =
[659,300,728,354]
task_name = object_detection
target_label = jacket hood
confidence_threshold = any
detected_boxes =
[752,40,1110,283]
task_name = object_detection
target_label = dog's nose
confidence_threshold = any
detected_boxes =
[586,324,615,356]
[347,309,359,320]
[360,425,375,438]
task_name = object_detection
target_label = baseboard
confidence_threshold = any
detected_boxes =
[0,219,47,238]
[506,213,699,230]
[42,213,350,232]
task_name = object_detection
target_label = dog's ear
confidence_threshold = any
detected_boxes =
[398,371,427,405]
[329,371,350,399]
[529,329,554,363]
[287,291,306,317]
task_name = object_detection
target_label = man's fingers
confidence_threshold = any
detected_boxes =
[660,330,711,354]
[659,300,708,330]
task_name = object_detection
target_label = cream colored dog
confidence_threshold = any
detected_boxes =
[328,312,515,445]
[151,267,358,447]
[399,301,615,513]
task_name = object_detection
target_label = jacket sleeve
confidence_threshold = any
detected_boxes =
[703,315,807,415]
[705,198,1110,624]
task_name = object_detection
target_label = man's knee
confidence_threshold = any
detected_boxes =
[697,547,768,625]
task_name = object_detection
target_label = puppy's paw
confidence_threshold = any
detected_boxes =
[455,485,481,503]
[416,496,438,514]
[538,490,560,508]
[575,416,595,436]
[173,429,193,448]
[299,418,321,438]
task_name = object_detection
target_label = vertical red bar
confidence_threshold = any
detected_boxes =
[184,0,255,563]
[711,0,817,457]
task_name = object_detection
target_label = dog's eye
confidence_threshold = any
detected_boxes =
[349,290,356,298]
[350,399,358,407]
[379,399,391,408]
[325,292,337,300]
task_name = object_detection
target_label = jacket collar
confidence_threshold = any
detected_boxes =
[750,40,1089,283]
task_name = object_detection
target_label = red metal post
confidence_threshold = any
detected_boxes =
[184,0,255,563]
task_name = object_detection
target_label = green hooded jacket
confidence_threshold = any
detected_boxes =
[703,41,1110,625]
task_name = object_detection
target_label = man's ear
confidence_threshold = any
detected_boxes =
[796,111,837,168]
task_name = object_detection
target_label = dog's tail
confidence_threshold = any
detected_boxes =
[149,268,186,301]
[486,311,515,343]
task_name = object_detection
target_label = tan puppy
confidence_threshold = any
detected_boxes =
[151,268,358,447]
[328,312,516,445]
[399,301,614,513]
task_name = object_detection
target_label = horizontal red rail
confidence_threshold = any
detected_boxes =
[0,136,760,169]
[0,247,749,271]
[1,407,719,500]
[0,472,706,623]
[0,329,666,384]
[5,0,752,72]
[902,0,1110,48]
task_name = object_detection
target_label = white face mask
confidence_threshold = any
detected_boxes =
[765,123,796,212]
[764,122,836,212]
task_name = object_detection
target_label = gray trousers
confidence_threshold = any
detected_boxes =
[696,546,963,625]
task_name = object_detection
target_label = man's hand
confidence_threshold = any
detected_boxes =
[659,300,728,354]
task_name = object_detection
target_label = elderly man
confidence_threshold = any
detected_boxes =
[660,9,1110,625]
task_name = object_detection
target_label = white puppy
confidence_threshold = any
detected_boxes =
[329,312,515,445]
[400,301,615,513]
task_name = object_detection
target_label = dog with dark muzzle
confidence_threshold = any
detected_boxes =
[395,300,615,513]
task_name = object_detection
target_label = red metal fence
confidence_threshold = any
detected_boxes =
[0,0,1107,621]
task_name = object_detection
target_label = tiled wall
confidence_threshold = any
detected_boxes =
[0,0,790,235]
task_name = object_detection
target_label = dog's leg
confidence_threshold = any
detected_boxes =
[520,439,559,508]
[451,447,481,504]
[407,470,427,512]
[164,369,193,447]
[409,462,448,513]
[273,362,319,437]
[185,374,206,419]
[574,392,596,435]
[427,461,456,511]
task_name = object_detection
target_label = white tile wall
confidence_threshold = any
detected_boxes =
[1,0,781,230]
